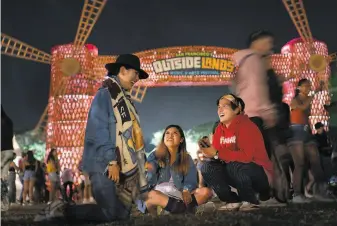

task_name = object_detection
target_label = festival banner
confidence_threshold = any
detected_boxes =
[152,51,235,76]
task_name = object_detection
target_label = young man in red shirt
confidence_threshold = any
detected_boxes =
[199,94,273,210]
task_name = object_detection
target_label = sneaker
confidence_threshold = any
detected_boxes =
[89,197,95,203]
[34,200,65,222]
[239,201,259,211]
[259,198,286,207]
[47,201,52,205]
[82,199,89,204]
[292,194,311,204]
[218,202,242,211]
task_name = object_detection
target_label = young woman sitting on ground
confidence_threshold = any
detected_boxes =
[143,125,213,215]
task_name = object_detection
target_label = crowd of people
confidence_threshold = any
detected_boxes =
[1,109,95,208]
[1,30,336,223]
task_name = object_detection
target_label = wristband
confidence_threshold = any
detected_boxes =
[108,161,117,166]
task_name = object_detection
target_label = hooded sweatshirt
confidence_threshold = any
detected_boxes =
[212,114,273,185]
[232,49,275,121]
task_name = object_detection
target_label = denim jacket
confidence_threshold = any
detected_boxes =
[81,83,117,174]
[146,151,197,192]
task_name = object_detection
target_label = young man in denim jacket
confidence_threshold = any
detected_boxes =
[35,54,149,222]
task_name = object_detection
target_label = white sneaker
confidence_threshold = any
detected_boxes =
[82,199,89,204]
[292,194,311,203]
[89,197,95,203]
[218,202,242,211]
[239,201,259,211]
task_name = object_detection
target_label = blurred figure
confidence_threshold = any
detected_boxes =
[46,148,61,204]
[82,172,94,204]
[314,122,333,158]
[34,161,46,203]
[1,105,14,179]
[22,151,37,205]
[18,153,26,204]
[62,168,74,203]
[8,153,19,204]
[232,31,289,203]
[289,79,331,203]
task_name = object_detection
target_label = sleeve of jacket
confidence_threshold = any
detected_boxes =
[145,151,159,187]
[82,88,117,171]
[183,155,198,192]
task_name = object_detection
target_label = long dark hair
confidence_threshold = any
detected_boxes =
[46,148,57,163]
[294,78,309,97]
[26,151,35,164]
[159,125,190,175]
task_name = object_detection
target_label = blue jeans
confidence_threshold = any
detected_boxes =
[66,173,129,222]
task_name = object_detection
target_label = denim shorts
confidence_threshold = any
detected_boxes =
[23,170,35,181]
[288,124,316,145]
[48,172,60,183]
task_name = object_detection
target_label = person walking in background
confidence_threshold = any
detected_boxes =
[289,79,332,202]
[18,152,26,204]
[22,151,37,205]
[82,172,94,204]
[62,168,74,203]
[46,148,61,204]
[34,161,46,203]
[232,30,288,202]
[8,153,19,204]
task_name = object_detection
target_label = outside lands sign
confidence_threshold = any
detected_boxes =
[152,51,235,76]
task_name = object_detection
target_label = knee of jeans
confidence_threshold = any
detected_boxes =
[91,175,117,202]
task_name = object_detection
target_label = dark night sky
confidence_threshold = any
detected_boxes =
[1,0,337,138]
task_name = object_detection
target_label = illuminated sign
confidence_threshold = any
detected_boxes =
[152,52,234,76]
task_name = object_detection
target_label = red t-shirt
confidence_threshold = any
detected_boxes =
[212,114,273,184]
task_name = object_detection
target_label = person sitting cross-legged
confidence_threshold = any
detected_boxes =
[200,94,274,211]
[142,125,213,215]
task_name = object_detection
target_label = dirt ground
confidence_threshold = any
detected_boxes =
[1,202,337,226]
